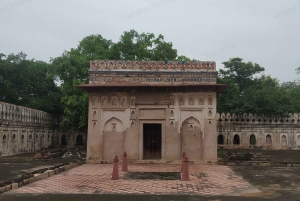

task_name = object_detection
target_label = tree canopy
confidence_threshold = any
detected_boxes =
[217,57,299,116]
[0,52,62,114]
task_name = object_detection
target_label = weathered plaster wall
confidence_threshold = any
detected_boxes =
[217,113,300,150]
[0,102,87,156]
[86,91,217,163]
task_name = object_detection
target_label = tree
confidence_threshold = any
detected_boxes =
[217,77,241,114]
[219,57,265,93]
[50,35,113,131]
[51,30,181,131]
[0,52,62,113]
[110,30,178,61]
[282,81,300,113]
[242,76,289,115]
[217,58,294,116]
[175,55,191,61]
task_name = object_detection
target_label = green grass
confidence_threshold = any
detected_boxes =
[217,149,228,158]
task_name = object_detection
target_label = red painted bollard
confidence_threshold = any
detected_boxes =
[181,156,189,181]
[122,151,128,172]
[112,155,119,180]
[180,152,186,172]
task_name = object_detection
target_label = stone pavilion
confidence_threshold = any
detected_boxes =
[77,60,226,164]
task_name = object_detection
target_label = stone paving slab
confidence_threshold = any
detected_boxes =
[5,164,259,196]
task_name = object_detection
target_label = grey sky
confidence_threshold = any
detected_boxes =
[0,0,299,82]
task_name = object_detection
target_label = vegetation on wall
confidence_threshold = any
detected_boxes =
[1,30,300,131]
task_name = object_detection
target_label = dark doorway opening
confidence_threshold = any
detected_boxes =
[61,135,67,145]
[233,134,240,145]
[76,135,83,145]
[143,124,162,159]
[218,134,224,144]
[250,134,256,145]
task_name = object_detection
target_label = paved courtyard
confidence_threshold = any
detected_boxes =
[5,164,259,196]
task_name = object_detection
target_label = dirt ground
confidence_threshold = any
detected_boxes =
[233,166,300,199]
[224,149,300,199]
[220,149,300,163]
[0,151,83,186]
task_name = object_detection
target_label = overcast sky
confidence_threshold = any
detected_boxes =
[1,0,299,82]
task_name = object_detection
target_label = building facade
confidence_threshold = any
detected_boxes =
[217,113,300,150]
[78,60,226,164]
[0,102,86,156]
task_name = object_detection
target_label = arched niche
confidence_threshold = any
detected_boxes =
[2,134,7,149]
[76,135,83,145]
[180,117,202,160]
[249,134,256,145]
[180,114,202,129]
[104,117,124,132]
[182,117,201,131]
[61,134,67,145]
[266,134,272,146]
[297,135,300,146]
[281,135,287,146]
[21,134,25,148]
[233,134,240,145]
[218,134,224,145]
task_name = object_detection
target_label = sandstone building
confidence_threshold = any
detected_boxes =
[78,60,226,163]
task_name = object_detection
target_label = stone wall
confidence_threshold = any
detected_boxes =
[0,102,87,156]
[217,113,300,150]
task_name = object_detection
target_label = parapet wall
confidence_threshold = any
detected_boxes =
[90,60,216,71]
[0,102,87,156]
[0,102,52,124]
[216,113,300,150]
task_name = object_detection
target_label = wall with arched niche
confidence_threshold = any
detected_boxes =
[217,113,300,150]
[102,117,125,160]
[0,101,87,156]
[180,117,202,161]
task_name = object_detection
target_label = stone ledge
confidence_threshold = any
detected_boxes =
[0,159,85,194]
[219,160,300,167]
[11,183,18,190]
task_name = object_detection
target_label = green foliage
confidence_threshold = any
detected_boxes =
[50,30,180,131]
[242,76,290,115]
[0,52,62,113]
[175,55,191,61]
[50,35,113,131]
[110,30,177,61]
[217,149,228,158]
[217,57,300,116]
[219,57,265,93]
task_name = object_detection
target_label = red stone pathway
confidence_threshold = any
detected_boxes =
[6,164,259,196]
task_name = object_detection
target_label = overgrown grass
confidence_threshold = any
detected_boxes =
[217,149,228,158]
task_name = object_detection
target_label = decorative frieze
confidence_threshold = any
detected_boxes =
[91,60,216,71]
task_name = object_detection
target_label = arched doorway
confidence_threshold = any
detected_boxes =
[250,134,256,145]
[297,135,300,146]
[233,134,240,145]
[61,135,67,145]
[76,135,83,145]
[2,135,7,149]
[218,134,224,144]
[12,134,17,153]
